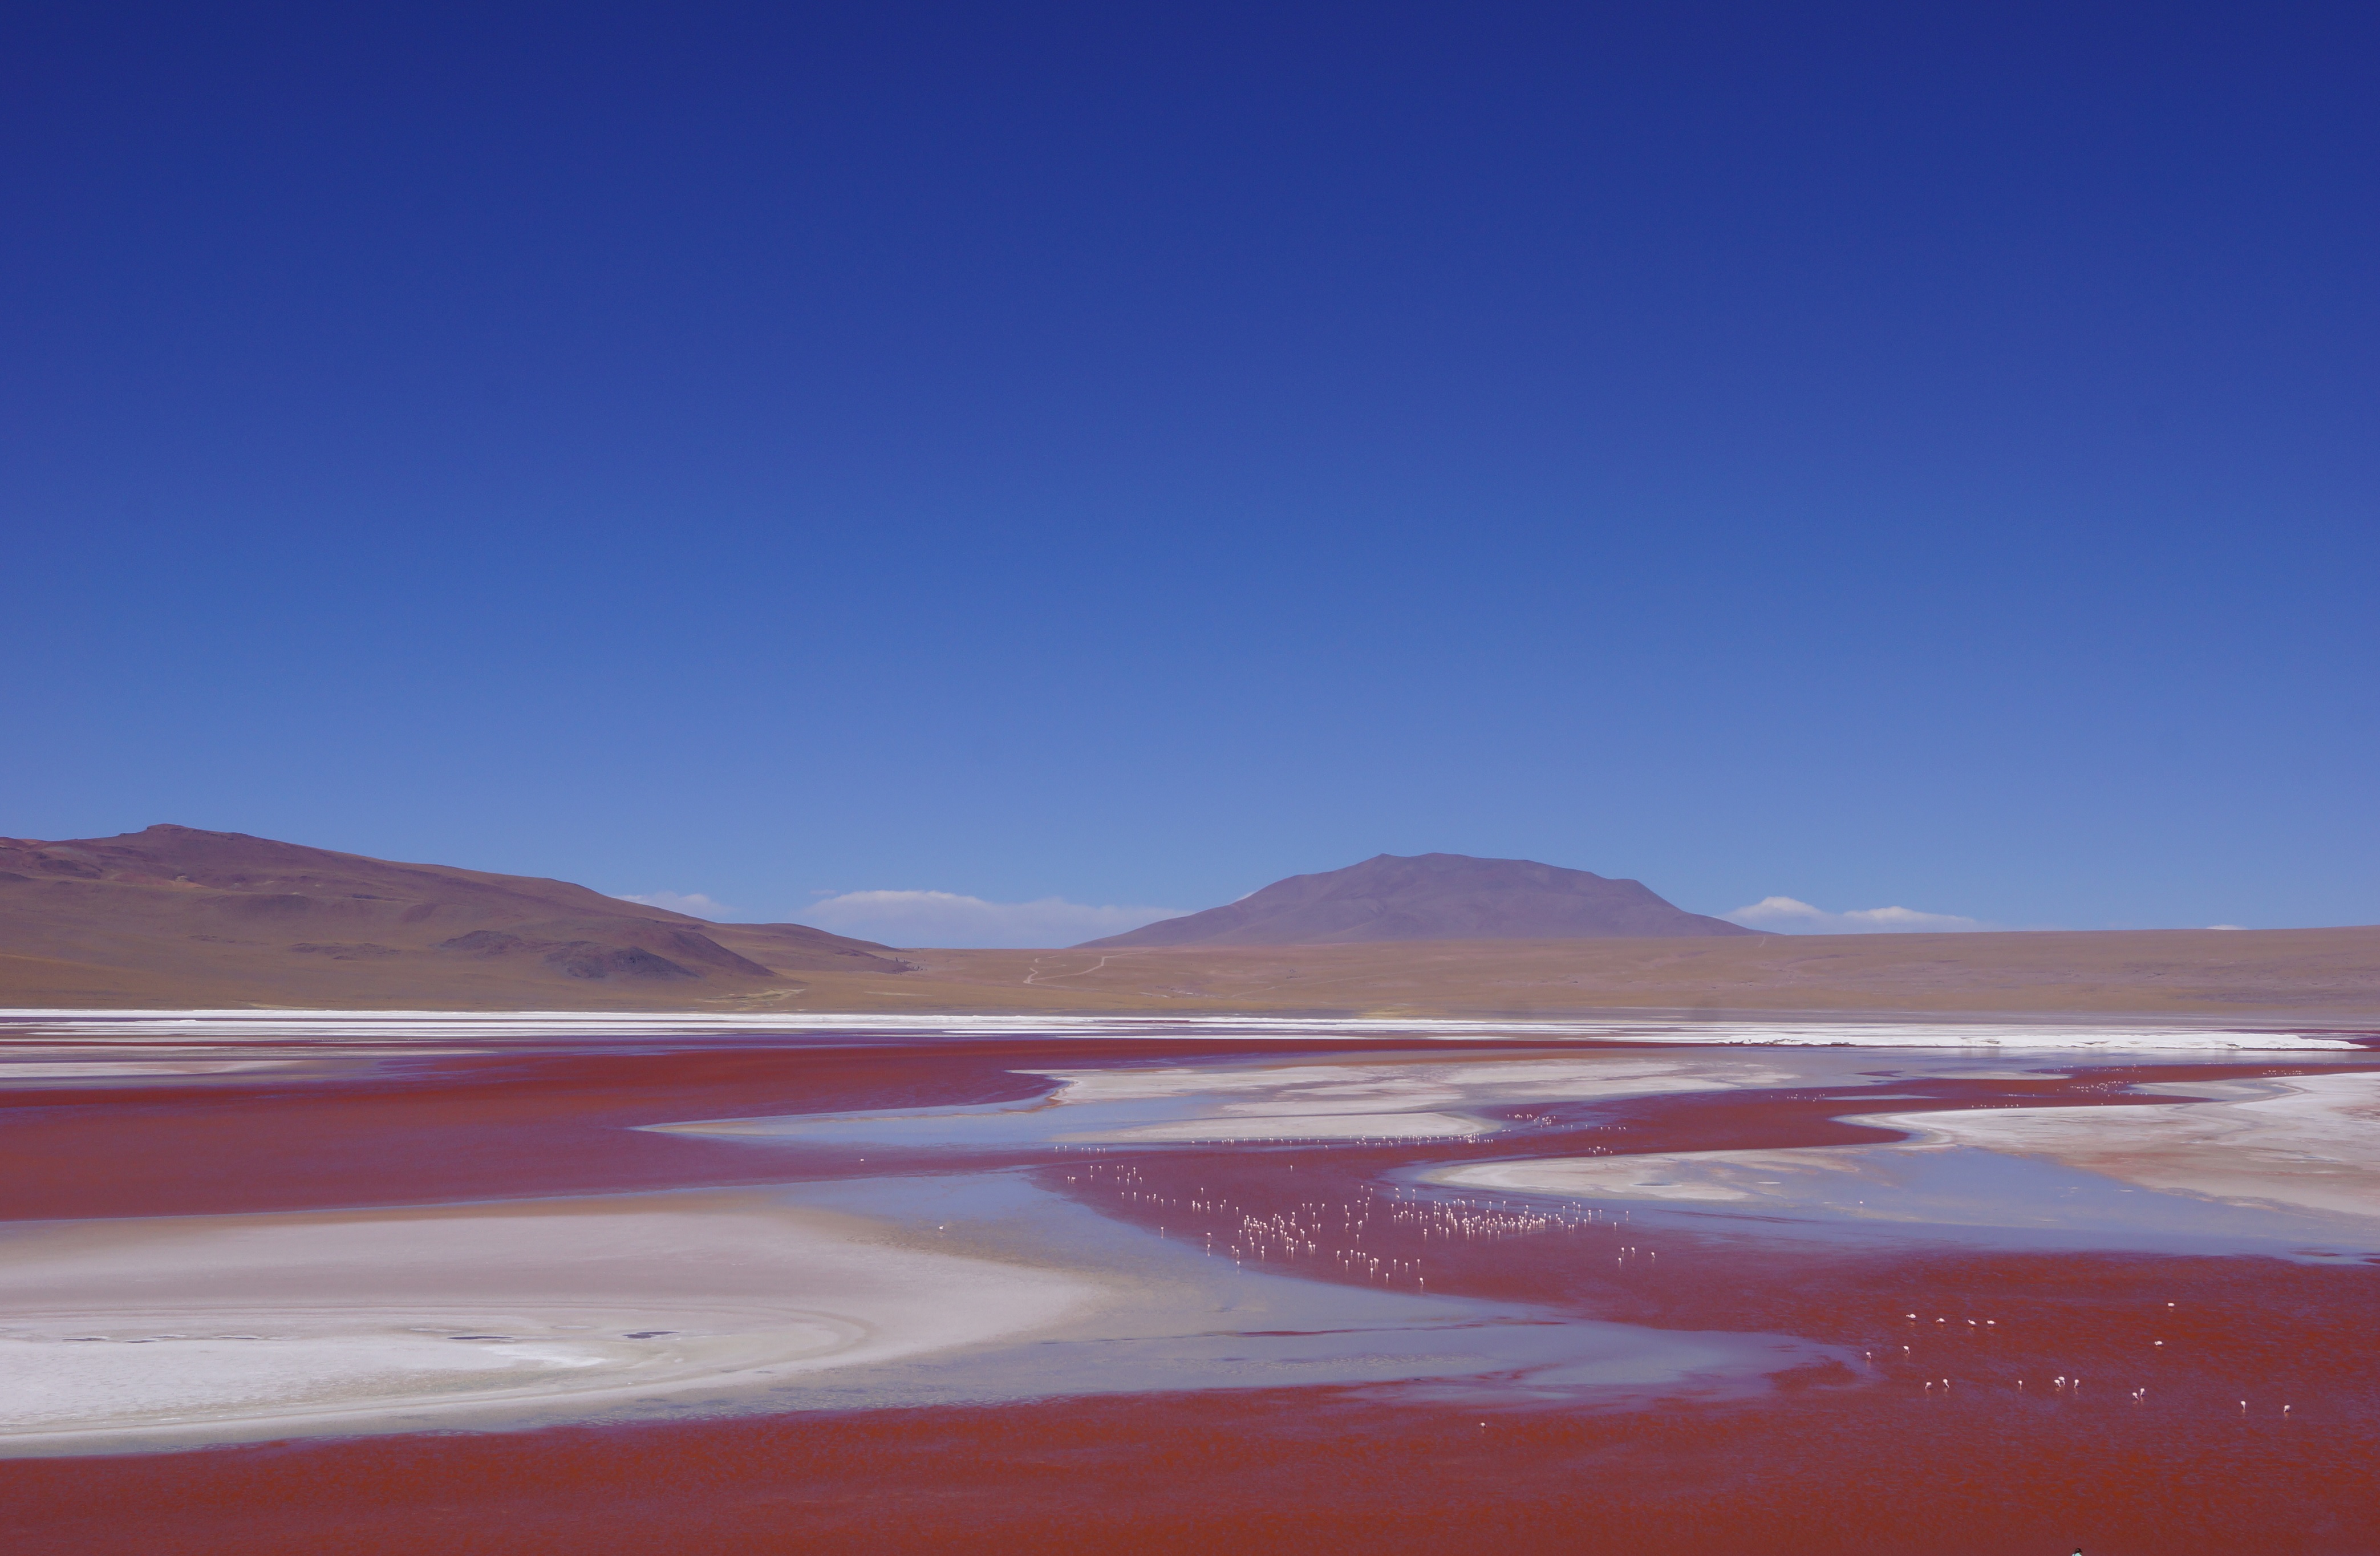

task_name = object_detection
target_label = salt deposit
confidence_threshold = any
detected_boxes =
[649,1053,1795,1146]
[2,1008,2361,1048]
[0,1190,1095,1454]
[1860,1071,2380,1223]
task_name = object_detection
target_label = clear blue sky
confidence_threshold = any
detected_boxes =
[5,3,2374,943]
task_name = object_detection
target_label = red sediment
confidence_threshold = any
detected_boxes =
[2,1040,2373,1553]
[0,1042,1077,1221]
[2,1043,2350,1222]
[0,1036,1590,1220]
[3,1381,2372,1555]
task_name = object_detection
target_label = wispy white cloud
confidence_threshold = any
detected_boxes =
[800,890,1187,949]
[613,890,737,921]
[1724,895,1989,934]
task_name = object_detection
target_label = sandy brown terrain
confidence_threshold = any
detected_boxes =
[901,929,2380,1023]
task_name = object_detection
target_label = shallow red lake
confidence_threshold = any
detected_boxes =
[1,1021,2374,1554]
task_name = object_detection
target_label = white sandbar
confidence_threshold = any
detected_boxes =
[1039,1056,1790,1142]
[3,1010,2359,1048]
[1430,1149,1878,1204]
[1860,1071,2380,1223]
[1035,1056,1791,1107]
[1428,1072,2380,1244]
[654,1055,1799,1146]
[1081,1110,1495,1142]
[0,1190,1095,1454]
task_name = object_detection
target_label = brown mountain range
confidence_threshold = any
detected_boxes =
[3,826,2375,1020]
[1080,853,1754,948]
[0,824,911,1007]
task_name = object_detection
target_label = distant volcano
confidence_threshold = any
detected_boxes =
[1077,853,1754,947]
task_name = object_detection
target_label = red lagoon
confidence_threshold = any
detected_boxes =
[1,1028,2374,1554]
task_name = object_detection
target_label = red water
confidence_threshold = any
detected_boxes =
[3,1039,2374,1554]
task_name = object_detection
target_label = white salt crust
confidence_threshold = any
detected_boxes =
[1,1010,2361,1048]
[0,1192,1094,1454]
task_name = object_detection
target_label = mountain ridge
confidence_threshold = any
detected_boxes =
[1080,852,1754,948]
[0,824,915,1002]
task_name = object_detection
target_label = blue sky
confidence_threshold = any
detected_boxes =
[5,4,2374,946]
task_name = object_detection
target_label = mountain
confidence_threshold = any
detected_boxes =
[1077,853,1756,947]
[0,824,914,1004]
[3,829,2373,1018]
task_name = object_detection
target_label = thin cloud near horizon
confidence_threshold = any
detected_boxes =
[1722,896,1991,934]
